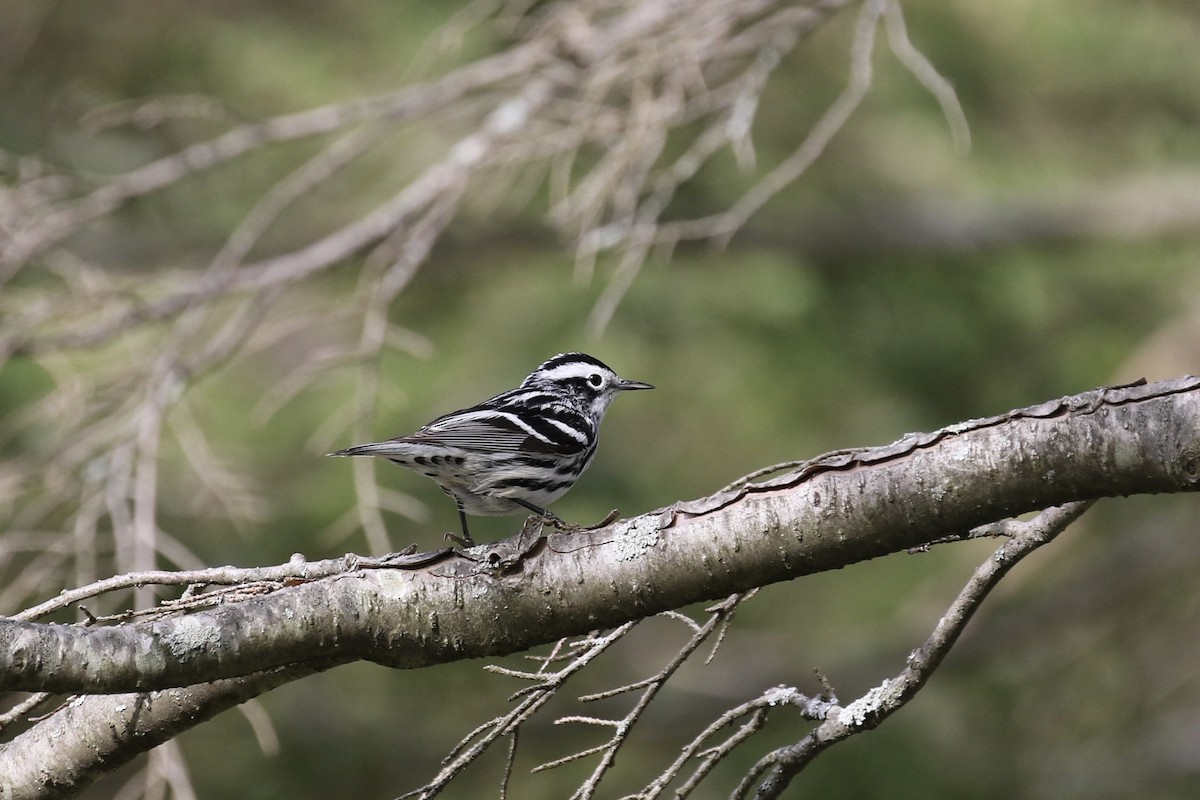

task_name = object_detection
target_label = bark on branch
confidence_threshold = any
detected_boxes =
[3,376,1198,694]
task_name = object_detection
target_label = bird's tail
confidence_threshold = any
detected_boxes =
[327,441,403,457]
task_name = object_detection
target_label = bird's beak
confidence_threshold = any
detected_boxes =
[617,378,654,391]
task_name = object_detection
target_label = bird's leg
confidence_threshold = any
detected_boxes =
[443,510,477,548]
[518,515,546,537]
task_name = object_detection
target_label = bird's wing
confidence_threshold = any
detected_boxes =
[405,406,589,456]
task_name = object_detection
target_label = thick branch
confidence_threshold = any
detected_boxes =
[1,377,1197,697]
[0,661,336,800]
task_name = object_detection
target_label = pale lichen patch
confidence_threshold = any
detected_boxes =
[613,516,661,561]
[837,679,893,727]
[158,615,221,659]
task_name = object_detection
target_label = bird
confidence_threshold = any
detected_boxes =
[330,352,653,546]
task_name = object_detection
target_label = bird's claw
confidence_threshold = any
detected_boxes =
[518,516,546,536]
[443,531,477,549]
[530,510,571,531]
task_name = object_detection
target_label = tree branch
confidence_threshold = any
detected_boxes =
[0,661,337,800]
[1,377,1196,695]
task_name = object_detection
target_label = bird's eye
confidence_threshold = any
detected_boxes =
[588,373,604,388]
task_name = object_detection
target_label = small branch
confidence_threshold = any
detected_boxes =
[636,685,835,800]
[0,692,53,733]
[0,39,556,275]
[534,595,751,799]
[399,624,638,799]
[659,0,885,249]
[743,501,1094,799]
[13,548,448,622]
[882,0,969,153]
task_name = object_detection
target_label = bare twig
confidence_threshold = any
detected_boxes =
[882,0,969,153]
[637,684,837,800]
[741,501,1094,799]
[660,0,886,250]
[13,549,445,623]
[0,693,53,733]
[532,594,750,799]
[399,624,637,799]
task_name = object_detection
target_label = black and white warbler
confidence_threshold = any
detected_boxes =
[331,353,653,545]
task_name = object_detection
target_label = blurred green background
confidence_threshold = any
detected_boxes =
[3,0,1200,798]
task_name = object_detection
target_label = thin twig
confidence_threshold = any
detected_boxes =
[399,624,638,799]
[742,501,1095,799]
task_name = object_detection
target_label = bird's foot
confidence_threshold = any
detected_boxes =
[518,515,546,536]
[516,508,569,532]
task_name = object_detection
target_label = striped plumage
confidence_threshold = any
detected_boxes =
[330,353,653,545]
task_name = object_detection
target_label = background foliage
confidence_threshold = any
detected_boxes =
[2,1,1200,798]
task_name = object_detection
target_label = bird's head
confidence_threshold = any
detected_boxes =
[524,352,653,418]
